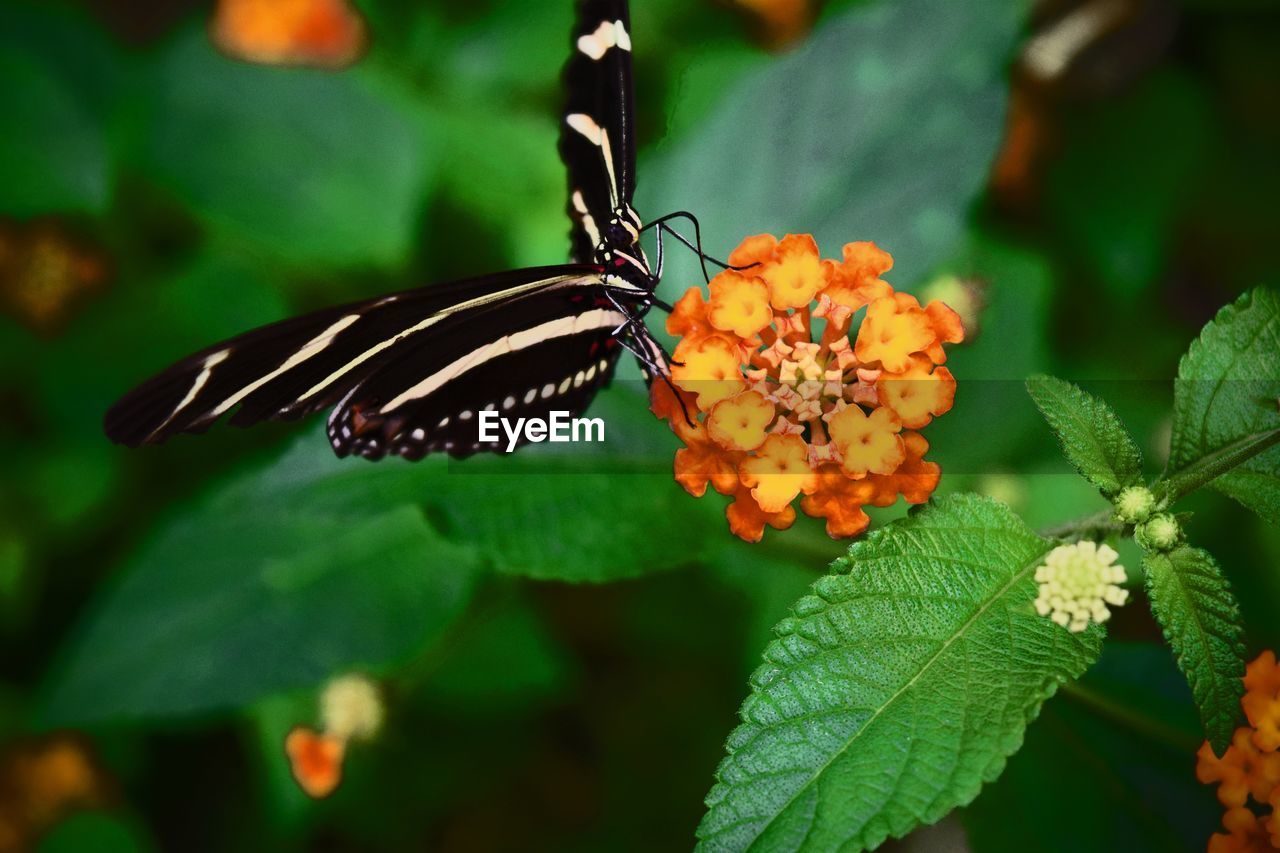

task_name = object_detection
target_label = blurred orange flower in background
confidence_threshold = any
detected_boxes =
[0,218,108,336]
[284,673,383,800]
[211,0,367,69]
[1197,650,1280,851]
[652,234,963,542]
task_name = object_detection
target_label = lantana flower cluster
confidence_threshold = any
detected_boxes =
[651,234,963,542]
[1033,541,1129,633]
[1197,650,1280,852]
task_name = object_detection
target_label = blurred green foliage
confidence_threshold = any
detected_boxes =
[0,0,1276,849]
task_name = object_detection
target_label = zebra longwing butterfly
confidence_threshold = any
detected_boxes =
[105,0,674,461]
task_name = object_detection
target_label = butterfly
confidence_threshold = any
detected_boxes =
[106,0,714,460]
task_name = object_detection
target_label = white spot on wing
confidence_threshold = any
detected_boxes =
[567,113,603,146]
[577,19,631,60]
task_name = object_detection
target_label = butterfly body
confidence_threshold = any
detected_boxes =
[105,0,665,460]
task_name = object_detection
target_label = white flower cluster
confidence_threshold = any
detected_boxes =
[1034,541,1129,633]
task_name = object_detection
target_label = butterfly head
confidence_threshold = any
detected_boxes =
[596,205,654,291]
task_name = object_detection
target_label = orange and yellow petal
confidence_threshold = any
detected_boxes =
[285,727,346,799]
[760,234,825,310]
[1245,651,1280,704]
[854,293,936,373]
[667,287,715,340]
[727,233,779,270]
[867,431,940,505]
[671,334,745,410]
[726,486,796,542]
[924,299,965,364]
[827,405,904,478]
[822,241,894,310]
[877,355,957,429]
[1209,807,1273,853]
[708,270,773,338]
[674,439,741,498]
[800,464,875,538]
[708,390,776,451]
[738,434,817,512]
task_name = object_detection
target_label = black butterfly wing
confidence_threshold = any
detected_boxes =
[104,266,608,454]
[328,283,627,460]
[560,0,636,262]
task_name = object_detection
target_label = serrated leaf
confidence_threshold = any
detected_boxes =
[641,0,1023,291]
[41,502,480,726]
[1026,375,1144,497]
[697,494,1102,853]
[1142,546,1245,753]
[1167,288,1280,520]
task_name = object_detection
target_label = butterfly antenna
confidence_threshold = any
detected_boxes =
[644,211,759,282]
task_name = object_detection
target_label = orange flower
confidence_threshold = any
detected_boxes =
[708,270,773,338]
[674,439,741,498]
[708,390,775,451]
[759,234,826,309]
[824,241,893,311]
[667,287,716,341]
[726,486,796,542]
[827,404,904,478]
[1209,807,1275,853]
[801,466,874,538]
[651,233,964,542]
[855,293,937,373]
[739,434,818,513]
[877,355,958,429]
[211,0,366,68]
[1199,650,1280,851]
[671,334,746,409]
[285,727,346,799]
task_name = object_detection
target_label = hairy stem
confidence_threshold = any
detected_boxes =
[1155,426,1280,507]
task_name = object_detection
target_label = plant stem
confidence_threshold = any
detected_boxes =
[1059,680,1202,754]
[1155,426,1280,507]
[1039,508,1124,541]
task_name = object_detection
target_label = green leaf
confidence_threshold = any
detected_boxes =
[41,502,479,726]
[641,0,1023,291]
[266,386,710,582]
[1026,375,1144,497]
[421,593,574,711]
[963,643,1216,853]
[136,29,436,268]
[0,3,118,215]
[697,494,1102,852]
[1166,287,1280,520]
[1142,546,1245,753]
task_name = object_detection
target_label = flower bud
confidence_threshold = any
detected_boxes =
[1113,485,1156,525]
[1136,513,1181,552]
